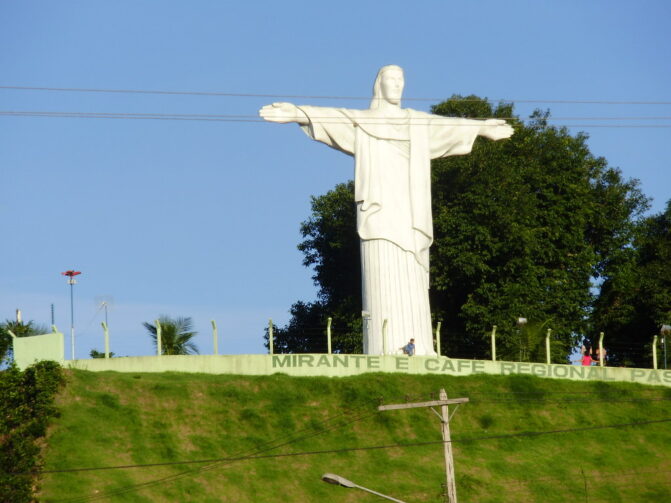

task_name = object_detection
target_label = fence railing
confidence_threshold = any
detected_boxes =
[261,318,669,371]
[12,318,668,371]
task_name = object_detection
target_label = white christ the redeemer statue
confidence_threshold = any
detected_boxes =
[260,65,513,356]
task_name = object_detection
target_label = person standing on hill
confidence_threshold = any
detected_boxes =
[581,350,594,366]
[402,338,416,356]
[593,345,607,365]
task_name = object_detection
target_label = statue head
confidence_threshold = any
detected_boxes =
[370,65,404,110]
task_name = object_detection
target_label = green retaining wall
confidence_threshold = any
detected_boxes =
[12,331,64,370]
[67,353,671,387]
[13,333,671,387]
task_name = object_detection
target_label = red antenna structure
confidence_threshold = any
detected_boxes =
[61,270,82,359]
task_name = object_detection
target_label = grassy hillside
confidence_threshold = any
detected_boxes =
[40,370,671,502]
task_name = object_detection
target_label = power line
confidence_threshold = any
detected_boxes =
[38,417,671,476]
[590,478,671,492]
[392,388,671,402]
[49,403,382,503]
[3,110,671,121]
[2,111,671,128]
[43,397,671,503]
[469,397,671,404]
[476,465,671,503]
[38,385,671,501]
[0,111,257,122]
[501,466,671,487]
[2,85,671,105]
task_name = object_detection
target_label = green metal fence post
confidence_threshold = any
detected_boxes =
[545,328,552,364]
[598,331,605,367]
[491,325,497,361]
[211,320,218,355]
[653,335,658,370]
[327,317,332,354]
[102,321,109,358]
[660,325,670,370]
[156,319,162,356]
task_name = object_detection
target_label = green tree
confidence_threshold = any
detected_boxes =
[591,200,671,367]
[271,97,647,361]
[0,361,64,502]
[143,316,199,355]
[89,349,115,358]
[429,97,647,360]
[264,181,363,354]
[0,327,11,365]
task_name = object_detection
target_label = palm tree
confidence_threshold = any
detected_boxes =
[143,316,199,355]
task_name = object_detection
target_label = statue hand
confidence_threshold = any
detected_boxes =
[259,102,307,124]
[481,119,514,141]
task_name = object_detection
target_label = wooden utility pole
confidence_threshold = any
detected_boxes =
[439,389,458,503]
[378,388,468,503]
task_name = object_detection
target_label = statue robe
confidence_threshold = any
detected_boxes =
[298,106,481,355]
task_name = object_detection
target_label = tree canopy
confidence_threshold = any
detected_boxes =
[591,200,671,367]
[89,349,115,358]
[429,97,647,360]
[264,181,362,354]
[269,96,649,361]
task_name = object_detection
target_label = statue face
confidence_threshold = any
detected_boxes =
[379,69,404,105]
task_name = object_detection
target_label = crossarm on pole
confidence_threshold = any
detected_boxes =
[378,398,469,411]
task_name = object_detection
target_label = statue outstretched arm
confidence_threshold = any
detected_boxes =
[479,118,514,141]
[262,104,356,155]
[429,115,514,158]
[259,102,309,125]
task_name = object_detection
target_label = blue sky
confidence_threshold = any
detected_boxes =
[1,1,669,358]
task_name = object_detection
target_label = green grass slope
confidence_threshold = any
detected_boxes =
[40,370,671,502]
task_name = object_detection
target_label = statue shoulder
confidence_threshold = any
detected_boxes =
[407,109,470,122]
[405,108,434,119]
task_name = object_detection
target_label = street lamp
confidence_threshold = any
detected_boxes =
[61,270,81,360]
[661,324,671,370]
[321,473,408,503]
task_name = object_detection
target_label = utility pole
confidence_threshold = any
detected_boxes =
[378,389,468,503]
[101,301,108,327]
[61,270,81,360]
